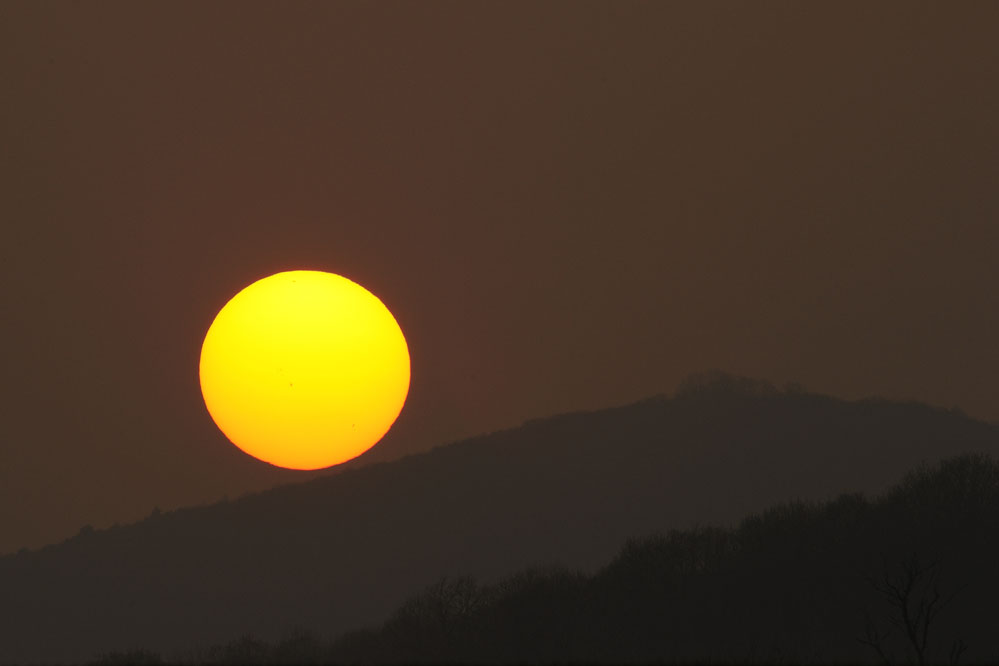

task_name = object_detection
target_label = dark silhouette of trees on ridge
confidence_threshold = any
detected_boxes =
[92,452,999,664]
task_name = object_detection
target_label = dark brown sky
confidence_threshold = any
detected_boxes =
[2,1,997,555]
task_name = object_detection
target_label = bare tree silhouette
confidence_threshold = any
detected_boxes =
[861,553,965,665]
[858,611,893,666]
[384,576,490,659]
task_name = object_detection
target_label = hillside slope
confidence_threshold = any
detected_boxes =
[2,376,996,663]
[324,454,999,664]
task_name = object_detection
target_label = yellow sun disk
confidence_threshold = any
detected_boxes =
[199,271,410,470]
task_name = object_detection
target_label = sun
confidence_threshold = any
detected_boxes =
[199,270,410,470]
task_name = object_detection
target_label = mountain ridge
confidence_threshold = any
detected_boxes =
[2,375,997,663]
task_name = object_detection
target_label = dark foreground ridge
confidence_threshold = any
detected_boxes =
[2,374,997,663]
[99,453,999,664]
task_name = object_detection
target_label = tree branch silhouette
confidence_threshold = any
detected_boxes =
[862,553,965,666]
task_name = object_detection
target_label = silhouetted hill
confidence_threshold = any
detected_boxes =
[2,374,997,663]
[319,453,999,664]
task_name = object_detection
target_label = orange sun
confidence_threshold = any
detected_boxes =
[199,270,410,470]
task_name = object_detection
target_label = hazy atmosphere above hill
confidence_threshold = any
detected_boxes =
[2,1,997,558]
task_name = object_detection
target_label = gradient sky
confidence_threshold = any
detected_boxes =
[2,1,997,555]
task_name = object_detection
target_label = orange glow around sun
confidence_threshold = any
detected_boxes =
[199,270,410,470]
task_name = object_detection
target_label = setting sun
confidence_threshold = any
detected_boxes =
[199,270,410,470]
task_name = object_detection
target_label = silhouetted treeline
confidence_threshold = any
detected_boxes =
[327,453,999,664]
[101,453,999,664]
[8,374,995,663]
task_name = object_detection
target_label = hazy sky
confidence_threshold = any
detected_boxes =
[2,1,997,555]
